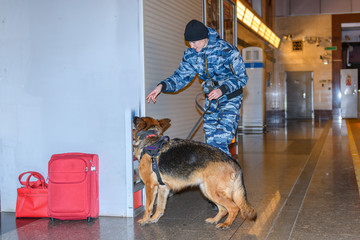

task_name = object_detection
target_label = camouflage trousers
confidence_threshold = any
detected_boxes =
[203,95,242,156]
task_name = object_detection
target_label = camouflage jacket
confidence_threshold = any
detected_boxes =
[160,27,248,98]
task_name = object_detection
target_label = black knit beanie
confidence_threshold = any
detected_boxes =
[184,20,209,41]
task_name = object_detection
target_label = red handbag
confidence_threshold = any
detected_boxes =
[16,171,49,218]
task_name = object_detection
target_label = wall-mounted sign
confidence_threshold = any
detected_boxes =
[292,40,303,51]
[346,74,352,86]
[325,46,337,51]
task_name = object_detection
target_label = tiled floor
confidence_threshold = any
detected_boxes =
[1,119,360,240]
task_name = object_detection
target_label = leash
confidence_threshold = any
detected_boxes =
[186,57,222,140]
[186,94,220,140]
[186,56,243,140]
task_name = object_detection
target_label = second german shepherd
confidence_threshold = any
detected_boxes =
[133,116,256,229]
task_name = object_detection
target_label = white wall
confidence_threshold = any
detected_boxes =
[0,0,144,216]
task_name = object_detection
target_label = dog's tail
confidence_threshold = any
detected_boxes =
[232,170,257,221]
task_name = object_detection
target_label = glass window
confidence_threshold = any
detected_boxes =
[206,0,220,32]
[223,0,235,44]
[252,0,262,17]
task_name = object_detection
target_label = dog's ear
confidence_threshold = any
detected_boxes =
[158,118,171,132]
[133,117,146,130]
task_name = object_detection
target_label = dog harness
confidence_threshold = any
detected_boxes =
[141,136,170,186]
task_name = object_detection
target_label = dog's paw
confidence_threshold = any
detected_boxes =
[205,217,218,224]
[149,213,163,223]
[149,217,159,223]
[216,223,230,230]
[138,218,150,225]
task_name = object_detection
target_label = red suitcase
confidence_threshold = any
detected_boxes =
[48,153,99,222]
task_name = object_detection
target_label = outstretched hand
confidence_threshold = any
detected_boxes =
[146,84,162,103]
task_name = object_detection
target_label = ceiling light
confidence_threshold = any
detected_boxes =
[236,0,280,48]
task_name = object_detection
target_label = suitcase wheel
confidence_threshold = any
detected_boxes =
[50,217,55,222]
[87,217,92,222]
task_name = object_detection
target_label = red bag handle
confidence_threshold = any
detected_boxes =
[23,172,47,188]
[26,173,47,188]
[26,171,47,188]
[18,171,48,189]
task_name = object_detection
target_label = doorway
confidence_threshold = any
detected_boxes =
[285,71,314,119]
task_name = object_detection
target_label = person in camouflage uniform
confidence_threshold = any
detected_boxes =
[146,19,248,156]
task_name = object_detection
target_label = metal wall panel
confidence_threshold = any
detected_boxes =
[275,0,290,17]
[290,0,320,16]
[276,0,360,16]
[143,0,204,141]
[321,0,352,14]
[286,71,313,119]
[354,0,360,12]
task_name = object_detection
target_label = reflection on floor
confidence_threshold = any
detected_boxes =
[1,119,360,240]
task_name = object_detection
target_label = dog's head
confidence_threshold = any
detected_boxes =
[133,116,171,140]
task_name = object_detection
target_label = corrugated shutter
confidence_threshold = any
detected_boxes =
[143,0,204,141]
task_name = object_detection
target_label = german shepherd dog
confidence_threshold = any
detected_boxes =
[133,116,256,229]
